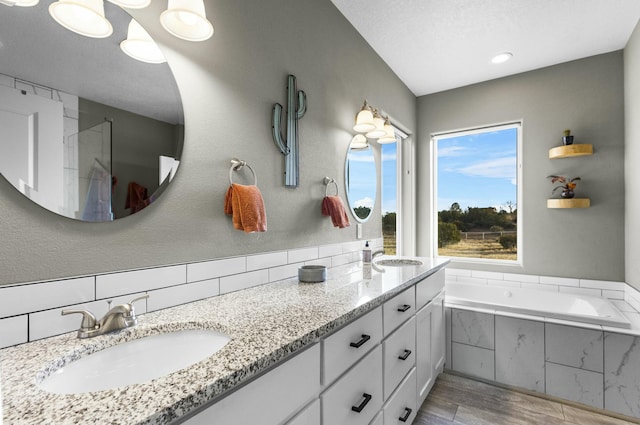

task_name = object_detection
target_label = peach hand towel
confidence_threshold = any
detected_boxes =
[321,196,350,229]
[224,184,267,233]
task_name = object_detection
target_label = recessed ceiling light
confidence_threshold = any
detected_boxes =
[491,52,513,64]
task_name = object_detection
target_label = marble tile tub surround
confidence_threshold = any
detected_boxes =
[0,239,382,349]
[0,257,447,425]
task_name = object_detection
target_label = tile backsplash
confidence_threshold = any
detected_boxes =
[0,240,382,349]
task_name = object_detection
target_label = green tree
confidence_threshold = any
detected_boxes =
[438,221,460,248]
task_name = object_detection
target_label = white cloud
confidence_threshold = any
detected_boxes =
[382,152,396,161]
[355,197,374,208]
[458,157,516,180]
[438,146,467,157]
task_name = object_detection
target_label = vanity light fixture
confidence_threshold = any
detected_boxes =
[160,0,213,42]
[0,0,39,6]
[120,18,167,64]
[491,52,513,64]
[365,108,386,139]
[353,100,376,133]
[377,116,396,144]
[49,0,113,38]
[106,0,150,8]
[350,134,368,149]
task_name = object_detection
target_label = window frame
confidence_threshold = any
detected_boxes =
[431,121,523,266]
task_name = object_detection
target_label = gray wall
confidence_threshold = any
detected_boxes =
[625,21,640,291]
[0,0,416,286]
[416,52,625,281]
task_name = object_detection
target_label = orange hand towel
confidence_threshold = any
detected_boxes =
[224,184,267,233]
[321,196,351,229]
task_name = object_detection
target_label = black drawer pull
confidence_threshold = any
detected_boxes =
[397,304,411,312]
[398,349,412,361]
[351,393,372,413]
[399,407,412,422]
[349,334,371,348]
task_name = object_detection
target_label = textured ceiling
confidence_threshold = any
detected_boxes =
[0,1,183,124]
[331,0,640,96]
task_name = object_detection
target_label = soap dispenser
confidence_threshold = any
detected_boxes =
[363,241,372,264]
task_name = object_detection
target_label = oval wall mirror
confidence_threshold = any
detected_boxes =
[345,135,377,222]
[0,1,184,221]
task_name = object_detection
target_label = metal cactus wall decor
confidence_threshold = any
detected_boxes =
[272,74,306,187]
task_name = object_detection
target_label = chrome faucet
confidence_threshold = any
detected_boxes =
[62,294,149,339]
[372,249,385,259]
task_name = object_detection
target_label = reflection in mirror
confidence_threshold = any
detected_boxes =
[0,1,184,221]
[345,135,377,223]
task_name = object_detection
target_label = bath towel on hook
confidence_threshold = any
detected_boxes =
[225,159,267,233]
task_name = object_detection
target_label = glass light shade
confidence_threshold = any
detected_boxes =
[106,0,150,8]
[49,0,113,38]
[353,100,375,133]
[365,110,386,139]
[14,0,40,6]
[377,117,396,143]
[120,19,167,64]
[491,52,513,64]
[160,0,214,42]
[350,134,368,149]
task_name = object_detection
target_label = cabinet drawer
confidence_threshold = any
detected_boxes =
[321,345,383,425]
[323,306,382,385]
[383,367,417,425]
[384,316,416,399]
[370,411,384,425]
[383,288,415,336]
[416,269,445,310]
[285,399,320,425]
[182,344,320,425]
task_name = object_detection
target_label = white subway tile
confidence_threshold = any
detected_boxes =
[611,301,637,313]
[96,265,186,299]
[288,247,318,264]
[148,280,219,312]
[331,253,352,267]
[455,277,488,285]
[0,277,94,319]
[540,276,580,287]
[319,243,342,257]
[269,263,301,283]
[559,286,602,297]
[626,295,640,313]
[342,241,362,254]
[187,257,245,282]
[471,271,503,280]
[446,269,472,277]
[305,257,332,268]
[246,252,287,271]
[521,282,559,292]
[0,315,28,348]
[487,279,521,288]
[503,273,539,284]
[29,293,147,341]
[220,270,269,294]
[0,74,14,88]
[351,251,361,262]
[580,279,625,291]
[602,290,625,301]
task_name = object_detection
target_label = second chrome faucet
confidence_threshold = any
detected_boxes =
[62,294,149,339]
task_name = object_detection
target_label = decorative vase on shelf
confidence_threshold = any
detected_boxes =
[561,189,575,199]
[562,129,574,145]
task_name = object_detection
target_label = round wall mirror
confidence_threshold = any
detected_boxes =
[345,136,377,222]
[0,1,184,221]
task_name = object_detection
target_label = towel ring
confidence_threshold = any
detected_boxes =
[230,158,257,186]
[323,177,339,197]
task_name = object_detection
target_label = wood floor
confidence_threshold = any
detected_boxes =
[415,373,640,425]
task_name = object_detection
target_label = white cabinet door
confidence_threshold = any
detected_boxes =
[182,344,320,425]
[321,345,383,425]
[383,367,417,425]
[323,306,383,385]
[383,316,416,400]
[285,399,320,425]
[416,269,445,311]
[432,292,446,374]
[416,300,434,406]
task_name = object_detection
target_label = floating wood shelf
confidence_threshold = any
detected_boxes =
[549,144,593,159]
[547,198,590,209]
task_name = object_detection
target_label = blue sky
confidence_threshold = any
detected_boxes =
[437,128,517,212]
[346,148,377,210]
[381,143,397,214]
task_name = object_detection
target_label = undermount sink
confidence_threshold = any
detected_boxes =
[37,329,230,394]
[374,259,423,267]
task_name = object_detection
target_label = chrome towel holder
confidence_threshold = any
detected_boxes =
[230,158,257,186]
[323,177,339,197]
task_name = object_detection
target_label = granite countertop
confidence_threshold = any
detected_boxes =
[1,257,448,425]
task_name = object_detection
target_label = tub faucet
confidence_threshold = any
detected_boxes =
[62,294,149,339]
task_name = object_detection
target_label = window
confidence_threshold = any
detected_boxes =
[433,122,521,262]
[381,128,408,256]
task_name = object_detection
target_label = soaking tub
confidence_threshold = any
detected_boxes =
[446,282,630,329]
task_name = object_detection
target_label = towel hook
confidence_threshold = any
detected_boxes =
[323,177,339,197]
[230,158,257,186]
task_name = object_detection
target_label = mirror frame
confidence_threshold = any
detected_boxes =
[344,139,377,223]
